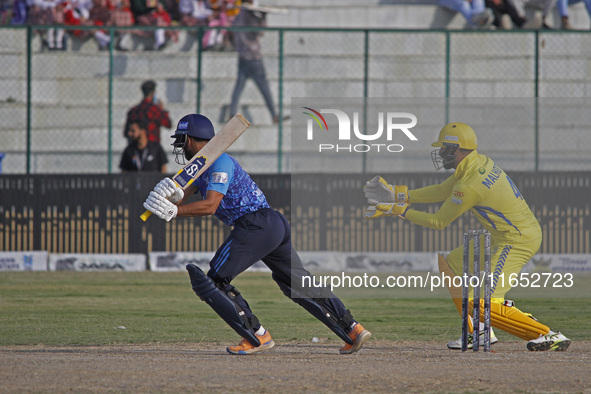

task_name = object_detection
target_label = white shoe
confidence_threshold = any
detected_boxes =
[527,331,571,351]
[447,328,498,349]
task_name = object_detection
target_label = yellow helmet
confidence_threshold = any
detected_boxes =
[432,122,477,150]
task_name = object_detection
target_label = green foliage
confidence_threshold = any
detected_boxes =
[0,272,588,346]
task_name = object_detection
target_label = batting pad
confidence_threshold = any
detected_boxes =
[438,253,549,339]
[186,264,261,347]
[488,301,550,341]
[464,299,550,340]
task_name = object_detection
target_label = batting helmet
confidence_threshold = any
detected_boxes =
[172,114,215,141]
[171,114,215,165]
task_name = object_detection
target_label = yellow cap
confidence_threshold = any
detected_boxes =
[431,122,477,150]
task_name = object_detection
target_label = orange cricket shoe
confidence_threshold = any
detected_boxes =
[339,323,371,354]
[226,330,275,355]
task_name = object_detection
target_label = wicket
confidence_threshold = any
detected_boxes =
[462,230,492,352]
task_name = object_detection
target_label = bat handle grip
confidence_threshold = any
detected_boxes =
[140,210,153,221]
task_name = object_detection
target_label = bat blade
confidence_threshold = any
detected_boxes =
[140,113,251,221]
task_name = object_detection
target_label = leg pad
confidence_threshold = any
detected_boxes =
[273,272,354,344]
[187,264,260,347]
[489,300,549,341]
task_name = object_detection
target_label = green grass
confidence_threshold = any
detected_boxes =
[0,272,588,346]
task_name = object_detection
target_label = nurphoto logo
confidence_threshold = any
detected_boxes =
[302,106,418,153]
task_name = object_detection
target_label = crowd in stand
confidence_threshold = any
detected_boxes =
[439,0,591,30]
[0,0,241,50]
[1,0,590,50]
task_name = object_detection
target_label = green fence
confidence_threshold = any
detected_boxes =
[1,26,591,174]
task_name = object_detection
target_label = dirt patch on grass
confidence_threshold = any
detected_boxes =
[1,340,590,392]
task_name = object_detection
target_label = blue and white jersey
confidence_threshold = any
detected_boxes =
[195,153,270,226]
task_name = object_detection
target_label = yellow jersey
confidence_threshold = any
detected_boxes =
[405,150,541,244]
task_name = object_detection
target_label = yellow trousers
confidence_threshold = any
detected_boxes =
[445,235,542,299]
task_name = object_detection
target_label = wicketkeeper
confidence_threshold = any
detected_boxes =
[143,114,371,354]
[363,122,571,351]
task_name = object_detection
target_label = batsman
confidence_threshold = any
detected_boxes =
[143,114,371,355]
[363,122,571,352]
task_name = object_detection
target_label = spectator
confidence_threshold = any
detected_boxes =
[154,1,179,46]
[202,0,233,50]
[130,0,177,50]
[61,0,92,38]
[438,0,495,28]
[485,0,527,28]
[27,0,67,50]
[120,119,168,172]
[209,0,240,19]
[178,0,212,26]
[557,0,591,29]
[11,0,28,24]
[540,0,558,28]
[110,0,134,50]
[124,80,172,144]
[87,0,113,48]
[229,1,286,124]
[160,0,179,22]
[486,0,557,29]
[61,0,113,50]
[1,0,13,24]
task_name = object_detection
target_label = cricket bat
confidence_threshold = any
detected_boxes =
[140,113,251,221]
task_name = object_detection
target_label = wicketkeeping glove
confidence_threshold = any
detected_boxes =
[364,205,386,219]
[364,202,410,219]
[143,191,178,222]
[375,202,410,217]
[364,176,409,205]
[154,177,184,204]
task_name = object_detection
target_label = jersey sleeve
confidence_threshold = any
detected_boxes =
[205,154,234,196]
[405,183,479,230]
[409,174,457,204]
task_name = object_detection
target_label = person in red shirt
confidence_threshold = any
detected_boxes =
[123,80,172,143]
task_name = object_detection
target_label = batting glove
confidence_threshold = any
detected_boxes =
[154,178,184,204]
[375,202,410,217]
[143,191,178,222]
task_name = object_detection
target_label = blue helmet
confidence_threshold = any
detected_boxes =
[171,114,215,164]
[172,114,215,141]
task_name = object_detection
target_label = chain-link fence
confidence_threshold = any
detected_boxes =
[1,26,591,174]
